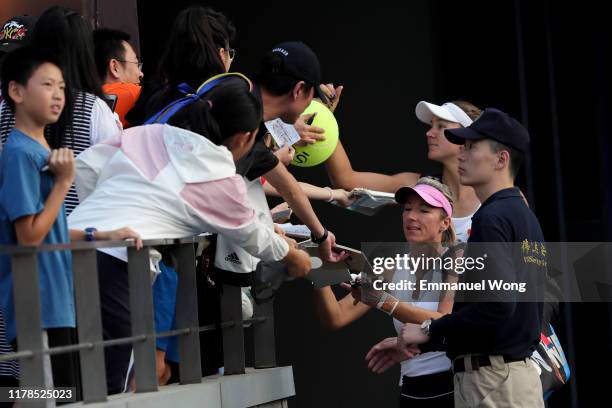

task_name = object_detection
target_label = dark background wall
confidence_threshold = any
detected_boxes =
[134,1,611,407]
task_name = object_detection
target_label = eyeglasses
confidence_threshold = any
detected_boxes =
[227,48,236,61]
[117,60,143,71]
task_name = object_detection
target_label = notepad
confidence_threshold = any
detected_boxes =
[337,188,397,215]
[265,118,301,147]
[278,223,311,239]
[298,243,369,288]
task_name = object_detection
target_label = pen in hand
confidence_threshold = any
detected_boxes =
[306,112,317,125]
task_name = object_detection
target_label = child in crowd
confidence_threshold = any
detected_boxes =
[0,6,122,215]
[0,13,37,390]
[0,46,140,394]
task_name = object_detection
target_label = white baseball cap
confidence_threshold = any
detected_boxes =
[415,101,473,128]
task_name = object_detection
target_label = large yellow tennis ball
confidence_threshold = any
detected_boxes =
[291,100,339,167]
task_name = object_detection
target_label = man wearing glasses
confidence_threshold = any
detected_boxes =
[93,28,144,127]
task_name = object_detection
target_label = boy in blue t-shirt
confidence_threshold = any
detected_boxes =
[0,47,141,391]
[0,46,76,391]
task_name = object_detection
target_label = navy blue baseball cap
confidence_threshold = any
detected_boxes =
[264,41,330,102]
[269,41,321,87]
[444,108,530,153]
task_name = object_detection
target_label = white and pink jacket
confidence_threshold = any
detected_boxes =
[68,123,288,263]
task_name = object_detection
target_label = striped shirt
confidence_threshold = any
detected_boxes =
[0,94,18,379]
[0,308,18,378]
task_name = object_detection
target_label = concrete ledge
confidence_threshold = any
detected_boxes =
[219,367,295,408]
[67,367,295,408]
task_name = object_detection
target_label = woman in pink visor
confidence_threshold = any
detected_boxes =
[314,176,461,407]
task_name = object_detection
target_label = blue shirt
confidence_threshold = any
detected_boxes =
[0,128,75,341]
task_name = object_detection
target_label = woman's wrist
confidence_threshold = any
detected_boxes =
[376,293,400,315]
[388,300,400,316]
[324,186,334,202]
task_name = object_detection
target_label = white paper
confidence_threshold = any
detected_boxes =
[278,223,311,238]
[265,118,301,147]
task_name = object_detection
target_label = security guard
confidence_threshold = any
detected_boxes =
[395,108,546,408]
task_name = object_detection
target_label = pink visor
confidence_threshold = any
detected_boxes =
[395,183,453,217]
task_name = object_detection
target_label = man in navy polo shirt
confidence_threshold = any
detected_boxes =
[383,108,546,407]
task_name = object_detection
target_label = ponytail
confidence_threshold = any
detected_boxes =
[442,224,457,248]
[451,100,482,121]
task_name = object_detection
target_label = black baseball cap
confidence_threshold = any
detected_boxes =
[444,108,530,153]
[269,41,321,86]
[0,15,36,54]
[264,41,329,102]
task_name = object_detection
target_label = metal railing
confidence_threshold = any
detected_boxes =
[0,236,277,406]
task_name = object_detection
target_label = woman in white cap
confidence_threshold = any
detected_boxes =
[300,97,482,242]
[314,176,461,407]
[413,100,482,242]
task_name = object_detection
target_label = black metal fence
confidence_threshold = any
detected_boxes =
[0,237,277,406]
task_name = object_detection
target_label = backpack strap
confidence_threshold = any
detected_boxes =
[144,72,253,125]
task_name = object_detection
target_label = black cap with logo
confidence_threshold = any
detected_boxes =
[0,15,36,54]
[268,41,321,87]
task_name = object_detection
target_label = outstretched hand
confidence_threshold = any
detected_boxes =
[318,83,344,113]
[99,227,143,250]
[330,189,356,207]
[317,230,349,263]
[339,281,385,307]
[365,337,420,374]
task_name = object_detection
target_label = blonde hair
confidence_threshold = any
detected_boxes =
[415,176,457,246]
[452,100,482,121]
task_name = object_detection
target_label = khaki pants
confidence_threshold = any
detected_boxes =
[453,355,544,408]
